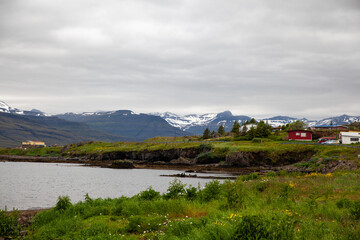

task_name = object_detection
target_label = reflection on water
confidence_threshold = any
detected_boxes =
[0,162,230,210]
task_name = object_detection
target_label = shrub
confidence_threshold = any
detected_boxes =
[265,171,277,177]
[139,186,160,201]
[201,180,222,202]
[336,198,353,209]
[55,196,72,212]
[120,200,142,217]
[278,185,293,201]
[84,193,93,204]
[165,218,201,237]
[233,214,294,240]
[185,186,198,201]
[350,200,360,220]
[198,143,213,152]
[196,152,222,164]
[0,208,19,238]
[240,173,259,181]
[223,180,246,209]
[164,178,186,199]
[255,181,269,192]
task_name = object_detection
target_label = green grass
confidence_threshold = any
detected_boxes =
[1,139,359,167]
[18,170,360,239]
[0,147,62,157]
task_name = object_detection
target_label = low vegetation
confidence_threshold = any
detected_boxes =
[1,138,359,168]
[6,170,359,239]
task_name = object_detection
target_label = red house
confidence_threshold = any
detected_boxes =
[288,130,312,141]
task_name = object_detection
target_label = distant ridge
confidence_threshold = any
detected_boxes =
[0,100,359,146]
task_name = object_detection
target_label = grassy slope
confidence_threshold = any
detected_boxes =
[0,112,123,148]
[13,171,360,239]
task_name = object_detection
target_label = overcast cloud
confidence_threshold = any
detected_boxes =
[0,0,359,119]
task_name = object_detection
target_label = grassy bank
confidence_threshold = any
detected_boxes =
[3,170,360,239]
[1,139,359,168]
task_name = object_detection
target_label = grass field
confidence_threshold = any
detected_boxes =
[2,170,359,239]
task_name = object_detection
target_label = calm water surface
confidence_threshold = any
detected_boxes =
[0,162,231,210]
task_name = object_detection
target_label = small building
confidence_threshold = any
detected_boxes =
[272,126,282,132]
[339,131,360,144]
[288,130,313,141]
[312,125,348,131]
[22,141,46,149]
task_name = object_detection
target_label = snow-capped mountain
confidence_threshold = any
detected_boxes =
[151,112,217,130]
[152,112,348,134]
[1,99,359,135]
[0,100,46,116]
[151,111,252,134]
[0,100,24,114]
[314,115,360,126]
[261,116,317,127]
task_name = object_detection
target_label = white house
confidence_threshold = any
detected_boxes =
[340,131,360,144]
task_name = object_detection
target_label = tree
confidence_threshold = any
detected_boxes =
[249,118,257,124]
[217,125,225,136]
[231,121,240,136]
[241,124,248,136]
[211,130,216,138]
[247,126,257,139]
[203,128,211,139]
[255,121,272,138]
[287,120,307,130]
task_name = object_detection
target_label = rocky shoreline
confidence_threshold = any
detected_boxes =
[1,153,357,176]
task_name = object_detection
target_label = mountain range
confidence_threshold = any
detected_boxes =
[0,100,359,147]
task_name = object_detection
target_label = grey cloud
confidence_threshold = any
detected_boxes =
[0,0,359,119]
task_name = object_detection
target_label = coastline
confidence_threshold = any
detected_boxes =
[1,154,357,176]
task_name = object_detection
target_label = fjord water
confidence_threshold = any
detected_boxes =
[0,162,230,210]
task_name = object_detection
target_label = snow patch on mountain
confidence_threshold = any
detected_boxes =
[0,100,24,114]
[151,112,217,130]
[315,115,360,126]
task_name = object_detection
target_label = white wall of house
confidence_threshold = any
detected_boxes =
[340,132,360,144]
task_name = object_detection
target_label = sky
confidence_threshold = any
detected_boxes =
[0,0,359,119]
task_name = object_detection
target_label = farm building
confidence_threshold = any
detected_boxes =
[22,141,46,149]
[339,132,360,144]
[288,130,313,141]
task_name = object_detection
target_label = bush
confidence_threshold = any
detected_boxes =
[196,152,222,164]
[139,186,160,201]
[165,218,201,237]
[233,214,294,240]
[265,171,277,177]
[336,198,353,209]
[278,185,293,201]
[201,180,222,202]
[350,200,360,220]
[55,196,72,212]
[0,208,19,238]
[255,181,269,192]
[223,180,245,209]
[164,178,186,199]
[198,143,213,152]
[240,173,259,181]
[185,186,198,201]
